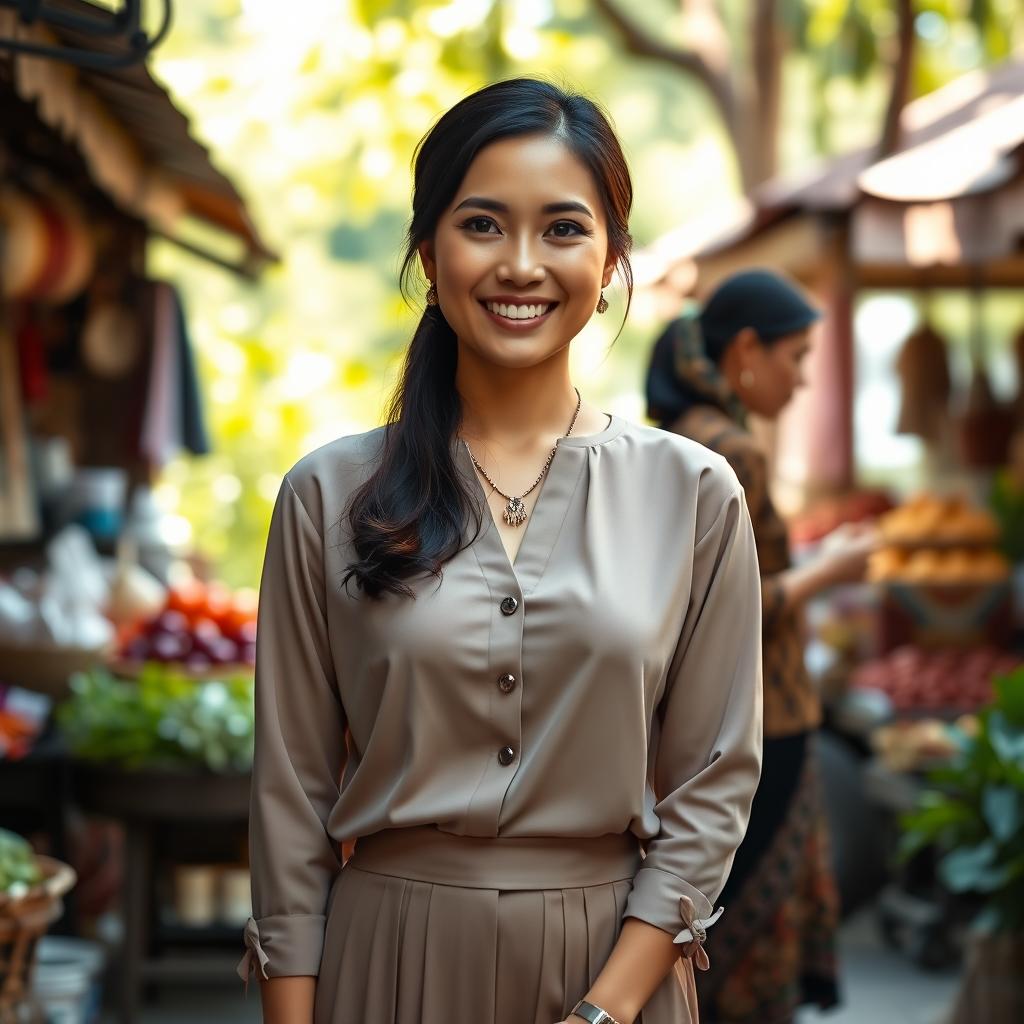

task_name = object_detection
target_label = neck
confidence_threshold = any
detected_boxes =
[456,346,583,446]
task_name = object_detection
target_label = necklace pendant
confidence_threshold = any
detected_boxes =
[503,496,528,528]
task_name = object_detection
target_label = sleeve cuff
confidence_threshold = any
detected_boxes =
[624,866,721,970]
[237,913,326,984]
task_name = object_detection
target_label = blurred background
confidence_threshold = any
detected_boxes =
[1,1,1023,1022]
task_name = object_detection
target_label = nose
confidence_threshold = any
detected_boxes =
[496,233,546,287]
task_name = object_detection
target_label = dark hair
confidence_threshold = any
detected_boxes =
[645,268,821,428]
[343,78,634,599]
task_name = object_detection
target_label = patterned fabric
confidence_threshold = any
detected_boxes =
[696,735,840,1024]
[674,402,820,737]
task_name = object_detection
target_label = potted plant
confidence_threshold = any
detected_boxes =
[901,666,1024,1022]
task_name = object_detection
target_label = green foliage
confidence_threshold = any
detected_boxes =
[990,469,1024,562]
[0,828,42,898]
[901,668,1024,933]
[57,666,255,773]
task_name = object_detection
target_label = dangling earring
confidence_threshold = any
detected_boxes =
[425,282,438,306]
[739,368,756,389]
[596,291,609,314]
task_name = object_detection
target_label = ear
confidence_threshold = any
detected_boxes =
[418,240,436,284]
[602,252,617,289]
[733,326,762,358]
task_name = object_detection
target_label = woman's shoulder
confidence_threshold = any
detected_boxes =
[617,418,742,505]
[280,426,388,531]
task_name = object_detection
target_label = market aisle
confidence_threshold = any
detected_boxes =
[799,906,960,1024]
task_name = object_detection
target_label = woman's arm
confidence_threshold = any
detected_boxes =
[585,463,763,1023]
[239,474,348,1023]
[259,977,316,1024]
[564,918,681,1023]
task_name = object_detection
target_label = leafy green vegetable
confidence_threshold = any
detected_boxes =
[57,665,254,773]
[901,667,1024,932]
[0,828,42,898]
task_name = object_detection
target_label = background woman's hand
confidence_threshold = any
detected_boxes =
[817,520,880,585]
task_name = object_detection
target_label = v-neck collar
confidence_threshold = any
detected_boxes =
[457,414,623,595]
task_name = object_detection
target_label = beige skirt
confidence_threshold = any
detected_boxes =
[313,827,698,1024]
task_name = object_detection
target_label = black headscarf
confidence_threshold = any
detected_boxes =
[645,268,822,428]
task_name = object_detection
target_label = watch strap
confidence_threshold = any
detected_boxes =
[570,999,620,1024]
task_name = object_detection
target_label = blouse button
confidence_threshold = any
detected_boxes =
[500,596,519,616]
[497,672,517,694]
[498,745,516,766]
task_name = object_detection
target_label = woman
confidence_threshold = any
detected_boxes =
[646,269,876,1024]
[239,79,763,1024]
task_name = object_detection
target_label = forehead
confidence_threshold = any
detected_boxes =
[453,134,603,213]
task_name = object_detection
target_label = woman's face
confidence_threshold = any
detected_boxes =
[419,134,617,371]
[743,328,813,419]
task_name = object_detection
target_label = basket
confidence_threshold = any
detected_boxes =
[0,857,77,1023]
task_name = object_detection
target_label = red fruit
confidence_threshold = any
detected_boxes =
[167,581,207,620]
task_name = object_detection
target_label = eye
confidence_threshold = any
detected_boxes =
[460,216,501,235]
[547,220,590,238]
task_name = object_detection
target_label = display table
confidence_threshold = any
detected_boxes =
[73,764,250,1024]
[0,730,75,931]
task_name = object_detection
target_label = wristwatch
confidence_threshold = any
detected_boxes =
[570,999,621,1024]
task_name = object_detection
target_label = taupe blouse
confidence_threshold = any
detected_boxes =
[244,415,763,979]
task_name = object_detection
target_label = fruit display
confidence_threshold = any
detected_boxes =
[116,580,257,674]
[789,489,893,546]
[0,828,42,899]
[878,494,1000,547]
[852,645,1023,712]
[871,717,975,773]
[868,546,1010,584]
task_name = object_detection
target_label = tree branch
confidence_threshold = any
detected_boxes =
[591,0,737,133]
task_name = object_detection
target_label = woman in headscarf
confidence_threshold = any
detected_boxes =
[645,269,876,1024]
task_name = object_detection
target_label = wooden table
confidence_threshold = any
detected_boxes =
[73,764,250,1024]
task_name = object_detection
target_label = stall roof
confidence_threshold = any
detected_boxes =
[0,0,276,277]
[642,55,1024,287]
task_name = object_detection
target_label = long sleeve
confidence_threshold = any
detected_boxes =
[239,475,347,981]
[624,472,763,946]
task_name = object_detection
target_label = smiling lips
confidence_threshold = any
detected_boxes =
[481,299,558,328]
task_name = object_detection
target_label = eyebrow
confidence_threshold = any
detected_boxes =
[452,196,595,219]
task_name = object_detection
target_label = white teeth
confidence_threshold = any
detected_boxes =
[486,302,551,320]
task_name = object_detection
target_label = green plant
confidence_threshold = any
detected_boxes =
[57,665,254,773]
[901,666,1024,933]
[0,828,41,899]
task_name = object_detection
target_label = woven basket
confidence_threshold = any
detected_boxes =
[0,857,77,1024]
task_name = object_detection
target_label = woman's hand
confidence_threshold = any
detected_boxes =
[817,520,879,585]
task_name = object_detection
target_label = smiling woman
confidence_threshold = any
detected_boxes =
[242,78,763,1024]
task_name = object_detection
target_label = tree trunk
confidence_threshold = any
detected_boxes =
[877,0,915,158]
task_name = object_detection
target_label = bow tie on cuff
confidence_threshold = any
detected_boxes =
[237,917,270,990]
[672,896,724,971]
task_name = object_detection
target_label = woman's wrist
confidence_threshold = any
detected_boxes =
[579,985,640,1024]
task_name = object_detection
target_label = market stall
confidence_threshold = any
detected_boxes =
[0,5,274,1021]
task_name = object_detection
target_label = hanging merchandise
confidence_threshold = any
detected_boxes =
[894,293,951,444]
[958,286,1015,468]
[0,185,95,304]
[138,281,210,469]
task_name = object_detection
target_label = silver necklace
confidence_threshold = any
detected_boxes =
[463,389,582,528]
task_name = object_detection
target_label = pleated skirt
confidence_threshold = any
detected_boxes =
[314,826,698,1024]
